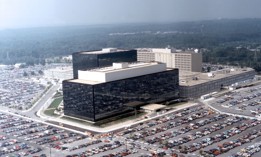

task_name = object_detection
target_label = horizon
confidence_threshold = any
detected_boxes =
[0,17,261,31]
[1,0,261,30]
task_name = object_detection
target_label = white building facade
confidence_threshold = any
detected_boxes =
[137,48,202,72]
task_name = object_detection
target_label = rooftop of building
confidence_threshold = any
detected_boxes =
[137,48,199,54]
[87,62,160,73]
[66,78,101,85]
[75,48,130,55]
[179,68,255,86]
[68,62,171,85]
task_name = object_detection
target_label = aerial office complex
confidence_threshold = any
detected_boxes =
[72,48,137,79]
[137,48,255,98]
[63,47,256,122]
[137,48,202,72]
[63,62,179,121]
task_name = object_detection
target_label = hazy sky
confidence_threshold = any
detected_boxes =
[1,0,261,29]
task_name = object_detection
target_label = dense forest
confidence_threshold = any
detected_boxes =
[0,18,261,71]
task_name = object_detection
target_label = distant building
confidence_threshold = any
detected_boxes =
[45,55,72,63]
[63,62,179,121]
[137,48,202,72]
[179,68,256,98]
[44,66,73,81]
[14,63,26,68]
[0,64,8,69]
[61,55,72,62]
[72,48,137,79]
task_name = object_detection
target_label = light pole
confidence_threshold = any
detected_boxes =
[125,138,128,152]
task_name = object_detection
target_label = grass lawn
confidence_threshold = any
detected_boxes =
[53,92,62,98]
[48,97,63,109]
[43,108,59,117]
[43,97,63,117]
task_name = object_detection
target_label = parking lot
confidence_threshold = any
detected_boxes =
[61,105,261,157]
[0,69,261,157]
[0,63,72,111]
[0,65,48,111]
[208,84,261,119]
[0,104,259,156]
[0,80,46,110]
[0,111,90,157]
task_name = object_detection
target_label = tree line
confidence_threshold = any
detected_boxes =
[0,19,261,71]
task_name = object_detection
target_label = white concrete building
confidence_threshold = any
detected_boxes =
[137,48,155,62]
[137,48,202,72]
[44,66,73,80]
[78,62,167,83]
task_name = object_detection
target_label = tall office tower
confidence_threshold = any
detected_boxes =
[72,48,137,79]
[63,62,179,121]
[137,48,202,72]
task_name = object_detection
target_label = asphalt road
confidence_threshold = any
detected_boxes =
[23,84,60,120]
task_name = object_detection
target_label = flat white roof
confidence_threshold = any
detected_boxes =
[79,48,128,54]
[137,48,198,54]
[76,62,167,84]
[152,48,172,53]
[179,68,255,86]
[89,62,159,73]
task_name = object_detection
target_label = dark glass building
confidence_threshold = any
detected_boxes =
[63,69,179,121]
[72,48,137,79]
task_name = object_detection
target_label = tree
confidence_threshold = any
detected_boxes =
[19,64,26,68]
[23,72,28,77]
[207,66,211,72]
[39,59,46,66]
[199,149,204,155]
[38,70,44,75]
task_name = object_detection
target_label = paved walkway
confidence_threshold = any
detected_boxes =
[37,102,199,133]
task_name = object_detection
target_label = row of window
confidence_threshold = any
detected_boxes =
[63,69,179,121]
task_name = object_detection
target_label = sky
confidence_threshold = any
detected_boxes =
[0,0,261,29]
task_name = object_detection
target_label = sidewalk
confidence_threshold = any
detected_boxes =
[37,102,198,133]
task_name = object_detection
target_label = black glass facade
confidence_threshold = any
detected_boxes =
[72,50,137,79]
[63,69,179,121]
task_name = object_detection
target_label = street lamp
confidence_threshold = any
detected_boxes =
[125,138,128,152]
